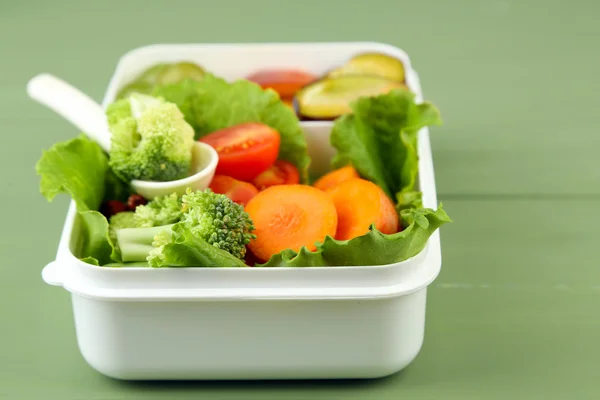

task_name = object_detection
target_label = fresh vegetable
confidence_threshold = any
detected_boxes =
[152,73,311,183]
[116,62,205,99]
[254,88,450,267]
[327,52,406,82]
[36,133,109,212]
[116,225,172,262]
[100,200,128,219]
[199,122,280,181]
[330,88,441,203]
[147,223,248,268]
[109,211,137,230]
[294,75,407,120]
[133,192,183,227]
[156,62,206,85]
[245,185,338,262]
[35,134,125,265]
[35,59,451,270]
[251,160,300,191]
[108,211,137,254]
[106,93,195,182]
[126,194,148,210]
[115,188,256,264]
[178,188,255,259]
[325,178,399,240]
[107,191,182,249]
[313,165,360,191]
[244,249,261,267]
[258,206,450,267]
[245,69,317,98]
[209,175,259,206]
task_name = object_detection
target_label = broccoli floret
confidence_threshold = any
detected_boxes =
[146,229,173,267]
[133,192,183,227]
[116,224,174,262]
[114,188,256,266]
[108,192,183,261]
[109,211,137,229]
[108,211,139,254]
[178,188,256,259]
[106,93,195,182]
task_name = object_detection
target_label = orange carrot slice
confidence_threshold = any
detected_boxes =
[325,178,399,240]
[244,185,338,262]
[313,165,360,191]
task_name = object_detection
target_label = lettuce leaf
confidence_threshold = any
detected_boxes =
[78,210,116,265]
[257,205,450,267]
[153,74,311,183]
[151,79,199,131]
[330,89,441,201]
[36,89,449,269]
[150,224,248,268]
[36,134,122,265]
[36,133,108,212]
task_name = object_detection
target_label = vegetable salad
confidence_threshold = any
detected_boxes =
[35,54,451,268]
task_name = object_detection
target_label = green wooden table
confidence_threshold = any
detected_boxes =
[2,1,599,398]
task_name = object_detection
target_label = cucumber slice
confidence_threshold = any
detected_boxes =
[115,82,154,100]
[295,75,407,120]
[327,52,405,83]
[156,62,205,85]
[115,62,205,100]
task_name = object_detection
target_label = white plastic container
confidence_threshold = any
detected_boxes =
[41,42,444,380]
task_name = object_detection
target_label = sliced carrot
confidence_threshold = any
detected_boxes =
[325,178,399,240]
[244,185,338,262]
[313,165,360,191]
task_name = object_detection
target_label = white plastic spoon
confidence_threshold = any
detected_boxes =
[27,73,218,200]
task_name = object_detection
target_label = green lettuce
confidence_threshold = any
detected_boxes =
[147,224,248,268]
[35,88,450,269]
[36,133,108,212]
[152,74,311,183]
[330,88,441,204]
[35,134,127,265]
[258,206,450,267]
[257,89,451,268]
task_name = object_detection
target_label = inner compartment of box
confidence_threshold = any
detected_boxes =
[63,43,433,267]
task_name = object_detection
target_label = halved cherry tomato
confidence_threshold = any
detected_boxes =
[209,175,259,206]
[199,122,280,182]
[252,160,300,191]
[246,69,317,98]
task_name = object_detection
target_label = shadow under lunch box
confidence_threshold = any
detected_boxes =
[41,42,444,380]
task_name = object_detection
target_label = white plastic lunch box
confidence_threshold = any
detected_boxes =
[41,42,443,380]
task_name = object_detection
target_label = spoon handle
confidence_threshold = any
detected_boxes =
[27,73,112,153]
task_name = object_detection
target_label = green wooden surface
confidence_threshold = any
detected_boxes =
[1,0,599,399]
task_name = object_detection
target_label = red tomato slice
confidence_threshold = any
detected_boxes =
[246,69,317,98]
[209,175,259,206]
[252,160,300,191]
[199,122,280,182]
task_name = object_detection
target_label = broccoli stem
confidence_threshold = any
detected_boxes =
[116,224,174,262]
